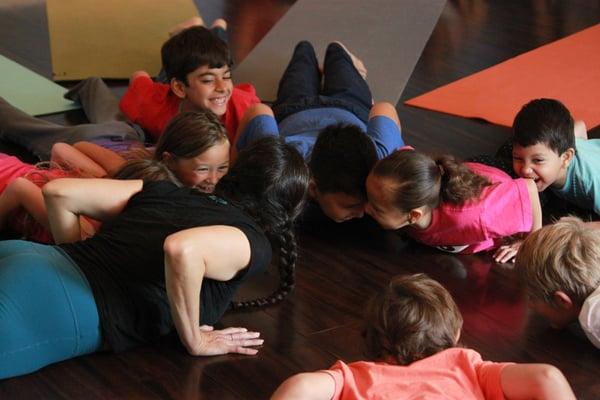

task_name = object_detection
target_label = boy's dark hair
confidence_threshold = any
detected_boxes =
[513,98,575,154]
[309,123,377,198]
[161,26,231,84]
[363,273,463,366]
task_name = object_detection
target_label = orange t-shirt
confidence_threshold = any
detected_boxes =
[323,348,512,400]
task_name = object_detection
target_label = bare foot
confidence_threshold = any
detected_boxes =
[333,41,367,80]
[211,18,227,31]
[168,15,205,37]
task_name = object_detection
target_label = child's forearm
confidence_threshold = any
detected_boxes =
[500,364,575,400]
[51,142,108,178]
[73,141,126,177]
[0,178,49,230]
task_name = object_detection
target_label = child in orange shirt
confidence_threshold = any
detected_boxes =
[272,274,575,400]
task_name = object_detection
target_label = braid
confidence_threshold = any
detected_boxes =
[231,218,297,309]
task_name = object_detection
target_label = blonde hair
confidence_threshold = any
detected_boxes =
[515,216,600,305]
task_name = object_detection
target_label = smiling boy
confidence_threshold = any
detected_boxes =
[511,98,600,215]
[119,23,260,143]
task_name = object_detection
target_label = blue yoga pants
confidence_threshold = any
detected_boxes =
[0,240,102,379]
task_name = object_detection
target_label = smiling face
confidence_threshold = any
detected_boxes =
[173,64,233,117]
[512,142,573,191]
[167,140,230,192]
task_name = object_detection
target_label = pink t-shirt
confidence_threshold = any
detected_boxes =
[0,154,99,243]
[324,348,511,400]
[405,162,532,254]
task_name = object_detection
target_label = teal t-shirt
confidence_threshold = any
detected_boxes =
[552,138,600,215]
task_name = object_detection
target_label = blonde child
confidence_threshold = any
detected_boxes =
[0,110,229,243]
[272,273,575,399]
[365,149,542,262]
[515,216,600,348]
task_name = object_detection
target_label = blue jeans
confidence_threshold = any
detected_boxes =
[0,241,102,379]
[272,41,373,124]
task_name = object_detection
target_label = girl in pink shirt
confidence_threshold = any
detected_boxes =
[272,274,575,400]
[364,149,542,263]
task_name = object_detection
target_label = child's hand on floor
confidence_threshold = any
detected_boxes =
[493,240,522,263]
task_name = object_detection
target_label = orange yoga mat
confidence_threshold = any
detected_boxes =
[405,23,600,130]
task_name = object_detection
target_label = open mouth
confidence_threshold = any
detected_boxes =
[198,185,215,193]
[210,96,228,106]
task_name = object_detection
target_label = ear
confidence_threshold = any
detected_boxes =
[307,178,318,200]
[454,329,461,345]
[553,290,574,310]
[170,78,187,99]
[560,147,575,168]
[161,151,173,163]
[408,208,424,224]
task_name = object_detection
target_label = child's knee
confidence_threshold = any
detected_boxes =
[369,102,401,126]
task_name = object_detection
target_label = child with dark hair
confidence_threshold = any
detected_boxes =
[119,17,259,142]
[511,98,600,215]
[0,136,309,379]
[272,274,575,399]
[0,17,257,160]
[365,149,542,262]
[236,40,404,223]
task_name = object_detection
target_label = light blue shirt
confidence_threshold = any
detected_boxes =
[552,138,600,215]
[237,107,404,161]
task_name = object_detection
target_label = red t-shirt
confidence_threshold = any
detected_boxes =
[119,75,260,142]
[324,348,511,400]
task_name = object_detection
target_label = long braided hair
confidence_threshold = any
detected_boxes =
[213,137,309,309]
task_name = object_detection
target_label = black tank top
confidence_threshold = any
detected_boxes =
[59,181,271,352]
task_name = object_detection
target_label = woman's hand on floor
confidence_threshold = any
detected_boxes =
[190,325,264,356]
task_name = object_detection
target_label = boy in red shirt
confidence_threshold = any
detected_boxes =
[119,19,260,143]
[272,274,575,400]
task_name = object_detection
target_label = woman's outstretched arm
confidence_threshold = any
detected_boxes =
[43,178,143,243]
[164,226,263,356]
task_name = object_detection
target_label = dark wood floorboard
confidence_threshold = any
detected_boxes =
[1,0,600,399]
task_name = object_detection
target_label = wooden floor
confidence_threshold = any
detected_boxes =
[1,0,600,398]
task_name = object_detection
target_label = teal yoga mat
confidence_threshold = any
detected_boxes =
[0,54,80,116]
